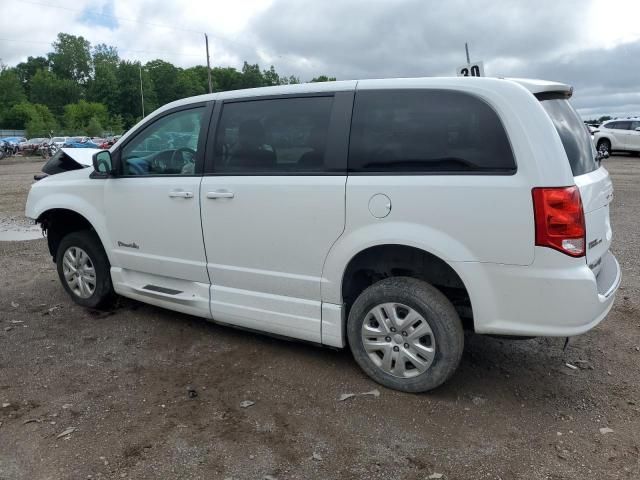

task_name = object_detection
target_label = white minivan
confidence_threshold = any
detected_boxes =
[26,77,621,392]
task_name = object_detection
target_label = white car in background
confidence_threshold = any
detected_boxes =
[51,137,68,148]
[593,118,640,156]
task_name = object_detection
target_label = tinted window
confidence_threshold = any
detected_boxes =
[121,107,204,176]
[214,96,333,173]
[630,121,640,131]
[540,98,597,176]
[608,121,631,130]
[348,90,516,174]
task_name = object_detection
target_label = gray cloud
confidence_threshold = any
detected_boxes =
[1,0,638,118]
[246,0,638,118]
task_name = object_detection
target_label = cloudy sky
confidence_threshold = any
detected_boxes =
[1,0,639,118]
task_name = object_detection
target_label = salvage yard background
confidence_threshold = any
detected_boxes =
[1,155,639,480]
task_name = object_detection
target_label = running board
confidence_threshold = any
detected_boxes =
[142,284,183,295]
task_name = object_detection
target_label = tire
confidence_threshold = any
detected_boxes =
[56,230,115,309]
[347,277,464,393]
[597,139,611,156]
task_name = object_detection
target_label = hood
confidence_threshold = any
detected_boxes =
[37,148,101,180]
[60,147,101,166]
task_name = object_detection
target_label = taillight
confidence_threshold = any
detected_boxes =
[532,186,585,257]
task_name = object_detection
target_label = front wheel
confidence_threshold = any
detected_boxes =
[347,277,464,393]
[56,230,115,309]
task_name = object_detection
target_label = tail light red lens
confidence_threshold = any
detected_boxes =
[532,186,585,257]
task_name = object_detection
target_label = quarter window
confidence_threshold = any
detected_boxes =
[213,97,334,174]
[348,90,516,174]
[120,107,204,176]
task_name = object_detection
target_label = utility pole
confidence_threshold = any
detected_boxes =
[205,33,212,93]
[465,42,471,64]
[139,63,145,118]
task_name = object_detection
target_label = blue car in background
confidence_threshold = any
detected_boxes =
[62,137,99,148]
[0,136,27,156]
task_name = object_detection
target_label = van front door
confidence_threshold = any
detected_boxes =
[200,93,353,342]
[104,103,213,316]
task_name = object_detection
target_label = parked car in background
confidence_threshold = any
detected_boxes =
[62,137,99,148]
[51,137,68,148]
[593,118,640,156]
[25,77,621,392]
[0,137,27,155]
[20,138,49,155]
[96,136,122,149]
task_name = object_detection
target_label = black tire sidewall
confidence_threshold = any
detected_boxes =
[347,277,464,393]
[56,230,114,309]
[598,139,611,153]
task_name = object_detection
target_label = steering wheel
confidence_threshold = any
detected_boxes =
[170,147,197,167]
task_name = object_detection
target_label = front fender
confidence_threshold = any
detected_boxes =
[25,171,112,262]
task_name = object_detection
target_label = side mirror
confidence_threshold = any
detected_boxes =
[92,150,114,177]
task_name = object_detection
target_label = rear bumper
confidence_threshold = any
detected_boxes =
[456,248,621,337]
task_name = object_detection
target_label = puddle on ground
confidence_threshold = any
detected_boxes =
[0,215,43,241]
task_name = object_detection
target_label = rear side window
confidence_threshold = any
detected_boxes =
[214,96,334,174]
[348,89,516,174]
[539,97,597,176]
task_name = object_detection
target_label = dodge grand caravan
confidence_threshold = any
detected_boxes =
[25,77,621,392]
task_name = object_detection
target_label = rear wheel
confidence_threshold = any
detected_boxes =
[597,139,611,156]
[56,230,114,309]
[347,277,464,392]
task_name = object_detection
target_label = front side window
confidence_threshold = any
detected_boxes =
[629,121,640,131]
[121,107,204,176]
[213,96,334,174]
[348,89,516,174]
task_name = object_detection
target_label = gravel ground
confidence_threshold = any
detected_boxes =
[0,155,639,480]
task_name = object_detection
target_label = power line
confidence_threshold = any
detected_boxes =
[17,0,204,35]
[16,0,259,51]
[0,37,205,59]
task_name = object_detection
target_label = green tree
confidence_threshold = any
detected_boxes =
[116,61,156,127]
[146,59,181,105]
[263,65,280,86]
[108,114,124,135]
[212,66,243,91]
[598,115,612,123]
[176,69,207,97]
[92,43,119,66]
[63,100,109,132]
[86,116,103,136]
[0,69,26,111]
[87,44,120,113]
[184,65,212,92]
[240,62,264,89]
[1,102,57,134]
[30,69,81,116]
[48,33,92,84]
[14,56,49,95]
[310,75,337,82]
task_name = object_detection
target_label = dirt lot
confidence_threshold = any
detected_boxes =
[1,155,639,480]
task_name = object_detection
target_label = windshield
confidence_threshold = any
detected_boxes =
[539,96,597,176]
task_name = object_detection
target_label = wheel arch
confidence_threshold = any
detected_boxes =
[338,244,474,329]
[37,208,108,262]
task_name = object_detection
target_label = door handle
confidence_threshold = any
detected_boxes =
[206,190,234,199]
[168,190,194,198]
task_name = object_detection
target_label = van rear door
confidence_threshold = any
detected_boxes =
[539,95,613,276]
